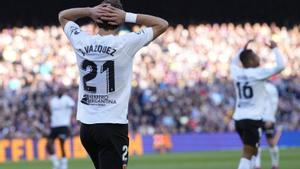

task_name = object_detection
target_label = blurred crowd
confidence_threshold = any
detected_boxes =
[0,23,299,139]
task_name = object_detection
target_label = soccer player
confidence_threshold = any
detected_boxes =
[46,86,75,169]
[255,82,281,169]
[58,0,168,169]
[230,39,285,169]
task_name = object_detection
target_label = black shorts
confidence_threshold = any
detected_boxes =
[48,126,70,140]
[262,121,276,139]
[235,119,263,148]
[80,123,129,169]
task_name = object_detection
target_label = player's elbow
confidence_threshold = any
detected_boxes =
[159,19,169,33]
[152,19,168,39]
[154,19,168,37]
[58,10,68,27]
[58,11,64,22]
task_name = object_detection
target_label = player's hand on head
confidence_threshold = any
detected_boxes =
[265,40,278,49]
[89,3,108,23]
[99,5,126,25]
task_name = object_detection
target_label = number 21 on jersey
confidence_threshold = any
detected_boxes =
[81,59,115,94]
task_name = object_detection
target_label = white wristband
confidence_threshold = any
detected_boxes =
[125,12,137,23]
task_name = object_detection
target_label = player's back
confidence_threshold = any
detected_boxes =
[75,33,134,124]
[64,21,153,124]
[231,68,267,120]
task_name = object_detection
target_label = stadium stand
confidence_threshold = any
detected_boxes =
[0,23,299,139]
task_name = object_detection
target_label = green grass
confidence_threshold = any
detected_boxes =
[1,148,300,169]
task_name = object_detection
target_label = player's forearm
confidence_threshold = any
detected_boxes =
[58,8,91,27]
[135,14,168,39]
[272,48,285,72]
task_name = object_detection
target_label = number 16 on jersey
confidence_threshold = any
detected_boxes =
[236,82,253,99]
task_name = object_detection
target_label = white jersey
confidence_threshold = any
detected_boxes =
[230,48,284,121]
[64,21,153,124]
[263,82,279,122]
[49,95,75,127]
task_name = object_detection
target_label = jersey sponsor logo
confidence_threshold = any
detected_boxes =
[78,45,117,57]
[237,101,254,108]
[81,94,116,106]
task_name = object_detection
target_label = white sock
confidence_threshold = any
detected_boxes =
[250,156,256,169]
[255,148,261,168]
[50,155,60,169]
[60,157,68,169]
[238,158,251,169]
[269,146,279,167]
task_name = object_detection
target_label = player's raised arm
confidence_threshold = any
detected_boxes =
[99,4,169,40]
[255,40,285,80]
[58,5,105,28]
[267,40,285,72]
[134,14,169,39]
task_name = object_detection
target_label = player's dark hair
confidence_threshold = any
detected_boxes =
[97,0,123,31]
[239,49,255,67]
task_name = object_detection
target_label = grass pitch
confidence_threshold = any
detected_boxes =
[1,148,300,169]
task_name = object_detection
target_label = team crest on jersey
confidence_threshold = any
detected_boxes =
[70,26,80,35]
[81,94,117,106]
[135,30,145,35]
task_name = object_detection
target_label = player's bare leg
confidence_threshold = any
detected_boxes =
[256,123,281,169]
[59,138,68,169]
[273,125,282,146]
[46,139,60,169]
[267,126,282,169]
[238,144,257,169]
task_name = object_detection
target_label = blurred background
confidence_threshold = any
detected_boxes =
[0,0,299,169]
